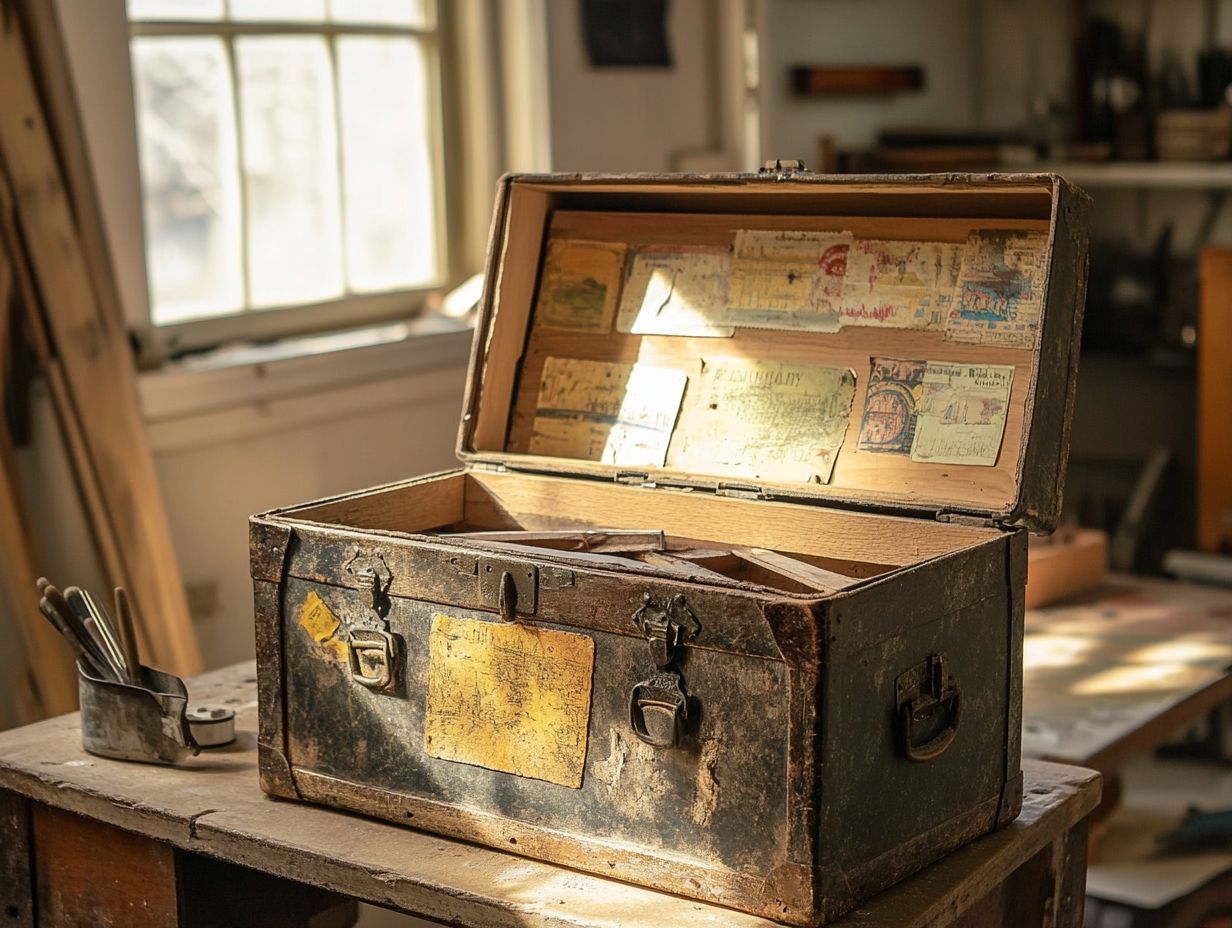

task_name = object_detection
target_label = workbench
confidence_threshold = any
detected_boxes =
[0,662,1099,928]
[1022,574,1232,775]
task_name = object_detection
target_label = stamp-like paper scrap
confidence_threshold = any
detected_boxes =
[534,239,628,333]
[856,357,927,454]
[945,230,1048,348]
[909,362,1015,466]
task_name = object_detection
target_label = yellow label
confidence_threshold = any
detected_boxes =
[298,591,348,662]
[425,613,595,788]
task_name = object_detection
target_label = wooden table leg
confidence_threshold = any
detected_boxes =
[24,803,356,927]
[32,804,181,927]
[0,789,35,928]
[176,852,358,928]
[954,816,1091,928]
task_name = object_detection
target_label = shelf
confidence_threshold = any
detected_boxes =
[1033,161,1232,189]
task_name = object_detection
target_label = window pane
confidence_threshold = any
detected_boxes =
[337,36,438,292]
[132,36,244,323]
[229,0,327,20]
[329,0,427,27]
[127,0,224,20]
[236,36,343,307]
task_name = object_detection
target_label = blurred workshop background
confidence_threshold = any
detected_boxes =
[0,2,1230,926]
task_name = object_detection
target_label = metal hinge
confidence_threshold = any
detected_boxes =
[936,512,1000,529]
[470,460,508,473]
[716,482,763,500]
[615,471,653,486]
[760,158,808,176]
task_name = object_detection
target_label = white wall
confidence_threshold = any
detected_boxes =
[544,0,740,171]
[144,357,467,667]
[759,0,1070,161]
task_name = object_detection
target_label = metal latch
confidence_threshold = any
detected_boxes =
[345,552,392,627]
[343,550,399,692]
[633,592,698,668]
[895,653,961,763]
[478,557,537,622]
[629,593,699,748]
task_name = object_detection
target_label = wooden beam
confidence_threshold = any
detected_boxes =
[0,7,200,674]
[0,246,76,718]
[1199,247,1232,552]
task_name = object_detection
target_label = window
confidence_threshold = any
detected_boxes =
[127,0,445,340]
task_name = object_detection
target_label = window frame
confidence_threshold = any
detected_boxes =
[127,4,458,359]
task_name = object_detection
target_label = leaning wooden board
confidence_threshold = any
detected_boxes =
[252,170,1090,925]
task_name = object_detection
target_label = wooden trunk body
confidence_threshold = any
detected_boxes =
[253,171,1089,925]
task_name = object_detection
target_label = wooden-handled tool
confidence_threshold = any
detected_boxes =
[65,586,127,682]
[36,578,147,686]
[113,587,143,687]
[38,597,110,680]
[37,579,116,681]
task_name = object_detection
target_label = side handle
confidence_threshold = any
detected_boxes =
[896,653,961,763]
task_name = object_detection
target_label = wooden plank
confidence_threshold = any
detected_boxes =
[0,661,1100,928]
[0,182,131,687]
[733,547,861,592]
[0,243,78,716]
[0,790,34,928]
[13,0,126,333]
[0,429,78,717]
[1198,247,1232,551]
[0,8,200,674]
[0,247,49,724]
[33,803,180,927]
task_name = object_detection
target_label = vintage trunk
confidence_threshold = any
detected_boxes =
[252,169,1089,925]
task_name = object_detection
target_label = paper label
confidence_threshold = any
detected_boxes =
[424,614,595,788]
[839,239,955,329]
[909,362,1015,466]
[616,245,734,337]
[724,230,849,331]
[535,239,628,333]
[298,591,348,663]
[945,230,1048,348]
[672,358,856,483]
[528,357,688,467]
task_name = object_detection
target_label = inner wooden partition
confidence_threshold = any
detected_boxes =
[461,176,1060,522]
[287,470,994,571]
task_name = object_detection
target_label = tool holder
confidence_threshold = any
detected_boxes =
[77,660,200,765]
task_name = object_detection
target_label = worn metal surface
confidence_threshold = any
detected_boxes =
[78,660,198,765]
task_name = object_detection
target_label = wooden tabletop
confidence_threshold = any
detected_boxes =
[1022,574,1232,773]
[0,662,1098,928]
